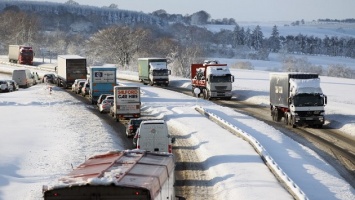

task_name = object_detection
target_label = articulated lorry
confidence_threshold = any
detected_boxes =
[270,72,327,128]
[191,60,234,100]
[138,58,170,86]
[8,45,34,65]
[88,66,117,104]
[111,86,141,121]
[42,150,185,200]
[56,55,87,88]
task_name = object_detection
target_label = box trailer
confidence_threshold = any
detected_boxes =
[42,150,185,200]
[111,86,141,121]
[88,66,117,104]
[56,55,87,88]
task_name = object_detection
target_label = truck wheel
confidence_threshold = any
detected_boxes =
[271,109,276,121]
[276,109,282,122]
[203,89,208,99]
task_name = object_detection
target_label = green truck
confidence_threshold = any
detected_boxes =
[138,58,170,86]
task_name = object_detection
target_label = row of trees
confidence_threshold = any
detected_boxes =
[0,4,354,79]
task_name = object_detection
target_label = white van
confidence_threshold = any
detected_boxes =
[12,69,35,88]
[136,120,175,153]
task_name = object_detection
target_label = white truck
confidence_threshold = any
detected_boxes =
[191,60,234,100]
[42,150,185,200]
[111,86,141,121]
[138,58,170,86]
[270,72,327,128]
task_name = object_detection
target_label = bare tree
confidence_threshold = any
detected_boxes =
[0,10,39,53]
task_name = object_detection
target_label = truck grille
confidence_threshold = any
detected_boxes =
[215,86,227,90]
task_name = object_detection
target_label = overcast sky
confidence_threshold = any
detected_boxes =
[30,0,355,22]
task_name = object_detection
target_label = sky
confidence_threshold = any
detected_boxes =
[0,55,355,199]
[28,0,355,22]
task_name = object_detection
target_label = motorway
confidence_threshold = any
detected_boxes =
[1,59,354,198]
[163,84,355,186]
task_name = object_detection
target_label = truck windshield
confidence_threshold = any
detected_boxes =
[21,52,33,56]
[152,69,168,76]
[210,75,231,83]
[293,94,324,106]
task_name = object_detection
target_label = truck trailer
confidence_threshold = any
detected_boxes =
[56,55,87,88]
[8,45,34,65]
[191,60,234,100]
[88,66,117,104]
[138,58,170,86]
[111,86,141,121]
[42,150,185,200]
[270,72,327,128]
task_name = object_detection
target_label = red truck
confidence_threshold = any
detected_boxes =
[8,45,34,65]
[191,60,234,100]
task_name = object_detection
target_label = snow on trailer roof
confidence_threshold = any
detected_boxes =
[57,55,85,59]
[206,65,231,76]
[290,78,323,95]
[149,62,167,70]
[44,150,174,199]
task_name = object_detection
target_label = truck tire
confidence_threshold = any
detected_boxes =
[276,110,282,122]
[202,89,209,100]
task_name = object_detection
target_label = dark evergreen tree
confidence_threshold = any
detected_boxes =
[251,25,263,50]
[268,25,281,52]
[244,28,252,48]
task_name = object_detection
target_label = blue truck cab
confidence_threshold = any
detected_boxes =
[89,66,117,104]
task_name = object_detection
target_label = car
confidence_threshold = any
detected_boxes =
[103,95,114,101]
[0,80,13,92]
[81,81,90,97]
[42,73,57,84]
[6,80,19,91]
[32,72,41,85]
[75,81,85,94]
[96,94,112,107]
[71,79,86,92]
[98,99,113,113]
[126,118,143,138]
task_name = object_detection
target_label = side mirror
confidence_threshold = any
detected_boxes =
[171,137,176,144]
[324,95,327,105]
[168,70,171,75]
[231,75,235,83]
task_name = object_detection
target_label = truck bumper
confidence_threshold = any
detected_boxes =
[210,91,233,98]
[294,116,325,126]
[153,79,169,84]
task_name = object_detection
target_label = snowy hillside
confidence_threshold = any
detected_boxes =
[204,21,355,38]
